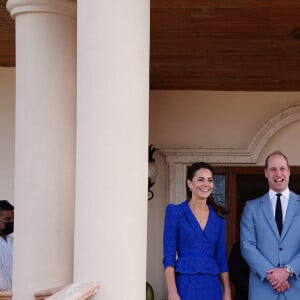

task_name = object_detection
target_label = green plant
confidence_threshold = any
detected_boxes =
[146,281,154,300]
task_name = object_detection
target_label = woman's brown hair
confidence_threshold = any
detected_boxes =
[186,162,229,217]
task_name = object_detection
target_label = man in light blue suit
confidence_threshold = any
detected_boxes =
[240,151,300,300]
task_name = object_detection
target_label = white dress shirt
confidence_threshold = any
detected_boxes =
[269,188,289,223]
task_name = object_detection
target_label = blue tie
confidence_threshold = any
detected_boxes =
[275,193,283,235]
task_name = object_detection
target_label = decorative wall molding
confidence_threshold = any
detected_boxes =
[160,104,300,203]
[7,0,76,19]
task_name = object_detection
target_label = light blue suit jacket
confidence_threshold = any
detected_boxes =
[240,191,300,300]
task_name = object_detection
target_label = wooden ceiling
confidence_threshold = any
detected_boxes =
[151,0,300,90]
[2,0,300,90]
[0,1,14,66]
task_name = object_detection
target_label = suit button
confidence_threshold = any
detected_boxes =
[279,248,283,251]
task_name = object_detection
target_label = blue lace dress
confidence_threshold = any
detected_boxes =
[163,200,228,300]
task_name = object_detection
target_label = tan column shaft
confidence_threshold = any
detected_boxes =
[6,1,77,299]
[75,0,150,299]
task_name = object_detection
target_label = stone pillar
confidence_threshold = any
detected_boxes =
[6,1,77,299]
[74,0,149,299]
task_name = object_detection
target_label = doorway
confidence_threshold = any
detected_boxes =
[215,166,300,252]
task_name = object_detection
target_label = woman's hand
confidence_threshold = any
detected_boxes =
[222,289,232,300]
[220,272,232,300]
[165,267,180,300]
[168,291,181,300]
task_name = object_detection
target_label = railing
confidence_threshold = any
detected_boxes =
[0,281,99,300]
[34,282,100,300]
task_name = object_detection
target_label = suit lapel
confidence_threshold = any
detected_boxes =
[260,193,280,238]
[182,201,203,235]
[281,192,300,239]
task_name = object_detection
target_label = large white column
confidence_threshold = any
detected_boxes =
[6,1,77,299]
[75,1,149,300]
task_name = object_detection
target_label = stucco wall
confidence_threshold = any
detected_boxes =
[149,90,300,148]
[0,67,15,202]
[258,121,300,165]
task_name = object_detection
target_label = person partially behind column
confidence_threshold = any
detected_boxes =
[0,200,14,290]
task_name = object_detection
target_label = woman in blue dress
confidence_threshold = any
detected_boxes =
[163,162,232,300]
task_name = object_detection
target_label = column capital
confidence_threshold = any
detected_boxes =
[6,0,76,19]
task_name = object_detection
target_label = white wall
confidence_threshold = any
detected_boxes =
[0,67,15,202]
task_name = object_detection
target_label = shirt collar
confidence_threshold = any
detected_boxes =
[269,188,290,200]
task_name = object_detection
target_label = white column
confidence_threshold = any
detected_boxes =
[6,1,77,299]
[75,0,149,299]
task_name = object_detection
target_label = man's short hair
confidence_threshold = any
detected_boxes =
[0,200,14,212]
[264,151,289,169]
